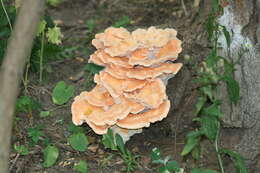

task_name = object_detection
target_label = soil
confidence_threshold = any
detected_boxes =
[9,0,250,173]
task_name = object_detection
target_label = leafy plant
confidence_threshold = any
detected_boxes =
[84,63,105,74]
[151,147,181,173]
[181,0,247,173]
[102,129,117,151]
[115,134,139,172]
[43,145,59,167]
[113,15,130,28]
[16,96,41,114]
[47,0,63,7]
[74,160,88,173]
[68,132,89,152]
[14,144,29,156]
[86,19,96,33]
[52,81,75,105]
[27,125,45,145]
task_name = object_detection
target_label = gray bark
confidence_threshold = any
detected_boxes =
[218,0,260,168]
[0,0,45,172]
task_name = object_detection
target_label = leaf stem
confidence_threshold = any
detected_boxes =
[0,0,13,31]
[215,122,225,173]
[39,31,45,82]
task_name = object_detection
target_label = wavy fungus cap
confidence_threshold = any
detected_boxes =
[71,26,183,142]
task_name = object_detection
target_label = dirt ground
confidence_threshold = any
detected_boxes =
[9,0,251,172]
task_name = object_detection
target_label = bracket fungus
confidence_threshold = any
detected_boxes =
[71,26,183,142]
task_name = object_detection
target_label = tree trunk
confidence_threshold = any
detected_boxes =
[218,0,260,170]
[0,1,45,172]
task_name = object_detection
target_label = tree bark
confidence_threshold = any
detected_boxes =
[0,0,45,172]
[218,0,260,171]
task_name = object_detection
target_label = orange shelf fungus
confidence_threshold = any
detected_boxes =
[71,26,183,142]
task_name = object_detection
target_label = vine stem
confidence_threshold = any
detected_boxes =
[215,122,225,173]
[0,0,13,31]
[39,31,45,82]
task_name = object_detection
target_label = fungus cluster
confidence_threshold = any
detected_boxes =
[71,27,183,141]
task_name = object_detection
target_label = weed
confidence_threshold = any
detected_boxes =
[67,124,89,152]
[101,129,139,172]
[14,144,29,156]
[43,145,59,167]
[52,81,75,105]
[181,0,248,173]
[74,160,88,173]
[151,147,181,173]
[27,125,45,146]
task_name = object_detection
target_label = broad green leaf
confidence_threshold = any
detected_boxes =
[194,116,219,140]
[46,26,63,45]
[202,103,223,118]
[221,149,248,173]
[68,133,88,152]
[195,97,207,115]
[14,144,29,155]
[166,160,180,172]
[52,81,75,105]
[222,25,231,48]
[192,168,219,173]
[115,134,126,155]
[159,166,169,173]
[86,19,95,33]
[43,145,59,167]
[67,123,84,134]
[84,63,104,74]
[102,129,117,151]
[40,111,51,118]
[113,16,130,28]
[73,160,88,173]
[181,131,202,156]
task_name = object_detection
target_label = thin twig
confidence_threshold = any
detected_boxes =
[9,153,20,171]
[0,0,13,31]
[181,0,188,16]
[215,123,225,173]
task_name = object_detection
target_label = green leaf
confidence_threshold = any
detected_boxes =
[192,168,219,173]
[115,134,126,155]
[46,26,63,45]
[151,147,162,162]
[205,15,215,41]
[14,144,29,156]
[52,81,75,105]
[47,0,62,6]
[194,116,219,140]
[37,20,47,36]
[86,19,95,33]
[200,85,213,101]
[224,76,240,104]
[40,111,51,118]
[181,131,202,156]
[202,103,223,118]
[221,149,248,173]
[28,125,45,144]
[68,133,88,152]
[73,160,88,173]
[102,129,117,151]
[159,166,169,173]
[113,16,130,28]
[206,49,219,68]
[211,0,220,13]
[195,97,207,115]
[165,160,180,172]
[222,25,231,48]
[84,63,105,74]
[16,96,41,113]
[67,123,84,134]
[43,145,59,167]
[191,146,201,160]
